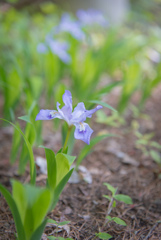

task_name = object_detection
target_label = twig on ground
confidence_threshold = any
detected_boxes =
[143,222,159,240]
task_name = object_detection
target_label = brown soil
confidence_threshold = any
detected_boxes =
[0,86,161,240]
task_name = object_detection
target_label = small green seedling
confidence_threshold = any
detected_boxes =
[95,232,112,240]
[47,219,70,232]
[47,219,72,240]
[103,183,132,225]
[95,183,133,239]
[132,120,161,170]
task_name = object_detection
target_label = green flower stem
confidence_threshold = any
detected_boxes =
[62,126,73,153]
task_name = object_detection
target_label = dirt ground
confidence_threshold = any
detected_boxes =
[0,85,161,240]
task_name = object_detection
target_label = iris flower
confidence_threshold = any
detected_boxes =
[36,90,102,144]
[56,13,85,41]
[77,9,108,28]
[37,35,71,64]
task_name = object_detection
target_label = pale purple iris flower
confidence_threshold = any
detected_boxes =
[35,90,102,144]
[55,13,85,41]
[37,35,71,64]
[77,9,108,28]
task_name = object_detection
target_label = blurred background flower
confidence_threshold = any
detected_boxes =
[37,35,71,64]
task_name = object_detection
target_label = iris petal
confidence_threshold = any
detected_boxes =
[62,90,73,113]
[72,103,103,123]
[74,123,93,145]
[85,105,103,118]
[35,109,62,121]
[72,102,86,122]
[56,90,73,124]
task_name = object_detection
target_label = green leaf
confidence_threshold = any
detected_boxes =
[136,139,148,145]
[18,101,37,124]
[47,219,57,225]
[44,148,57,189]
[3,68,21,116]
[106,216,112,221]
[60,154,76,166]
[25,123,36,145]
[24,185,52,239]
[95,232,112,239]
[52,169,74,209]
[12,180,28,224]
[18,123,36,174]
[95,81,122,96]
[0,119,36,184]
[10,122,21,164]
[29,76,43,100]
[150,150,161,165]
[0,184,26,240]
[32,189,52,231]
[55,153,71,185]
[58,221,70,226]
[150,141,161,149]
[103,195,111,201]
[103,183,117,196]
[43,148,75,189]
[18,143,30,174]
[9,108,15,122]
[57,147,63,154]
[112,217,127,226]
[18,115,31,124]
[76,134,115,168]
[30,219,48,240]
[88,100,117,112]
[63,146,68,154]
[118,62,141,112]
[114,194,133,204]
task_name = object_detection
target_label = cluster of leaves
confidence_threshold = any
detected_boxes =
[0,118,75,240]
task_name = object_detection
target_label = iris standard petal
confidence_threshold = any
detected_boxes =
[55,90,73,124]
[56,101,71,125]
[74,123,93,145]
[72,102,86,122]
[35,109,63,121]
[62,90,72,112]
[72,104,103,123]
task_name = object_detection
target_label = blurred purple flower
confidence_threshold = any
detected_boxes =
[37,43,48,53]
[77,9,108,28]
[37,35,71,64]
[36,90,102,144]
[56,13,85,41]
